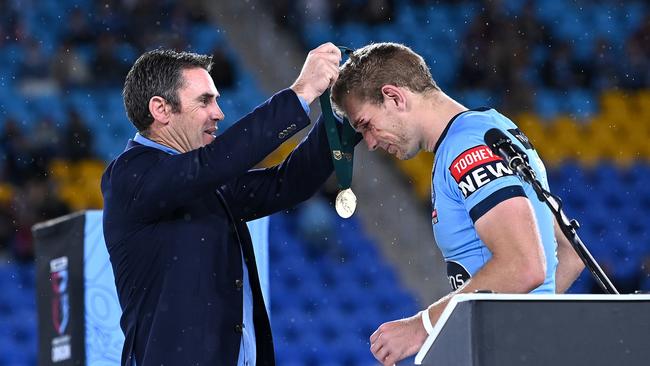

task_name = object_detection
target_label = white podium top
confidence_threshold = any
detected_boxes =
[414,293,650,365]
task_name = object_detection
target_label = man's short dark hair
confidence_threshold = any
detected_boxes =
[331,43,440,115]
[123,49,213,132]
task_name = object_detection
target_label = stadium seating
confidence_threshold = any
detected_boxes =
[269,212,418,365]
[0,263,38,366]
[1,0,649,364]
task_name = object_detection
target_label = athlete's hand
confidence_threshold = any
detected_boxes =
[369,313,428,366]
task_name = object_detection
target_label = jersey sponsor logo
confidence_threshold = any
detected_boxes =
[449,145,514,198]
[447,261,471,291]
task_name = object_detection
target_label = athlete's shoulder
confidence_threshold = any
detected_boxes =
[437,109,499,159]
[447,109,503,138]
[436,109,522,201]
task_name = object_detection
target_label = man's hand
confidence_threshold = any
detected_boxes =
[369,312,429,366]
[290,42,341,105]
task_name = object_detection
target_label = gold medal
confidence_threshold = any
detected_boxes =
[335,188,357,219]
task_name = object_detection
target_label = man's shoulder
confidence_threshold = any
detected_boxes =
[112,142,165,168]
[102,142,166,186]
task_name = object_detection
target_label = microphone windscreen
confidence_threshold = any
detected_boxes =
[483,128,509,154]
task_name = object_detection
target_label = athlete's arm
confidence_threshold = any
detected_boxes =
[369,196,546,366]
[426,195,547,323]
[554,216,585,293]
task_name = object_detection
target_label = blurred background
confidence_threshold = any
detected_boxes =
[0,0,648,365]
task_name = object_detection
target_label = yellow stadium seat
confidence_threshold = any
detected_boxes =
[49,159,72,182]
[514,112,546,148]
[0,183,14,205]
[590,124,624,162]
[629,90,650,132]
[51,159,107,210]
[536,141,567,167]
[634,135,650,160]
[574,145,602,167]
[550,116,584,160]
[600,90,631,118]
[58,181,87,211]
[77,160,105,209]
[634,89,650,113]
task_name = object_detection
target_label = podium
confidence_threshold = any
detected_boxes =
[415,293,650,366]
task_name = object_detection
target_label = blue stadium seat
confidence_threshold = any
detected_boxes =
[566,89,597,120]
[502,0,526,15]
[2,99,33,124]
[75,44,96,65]
[327,330,375,366]
[66,89,100,118]
[190,24,226,54]
[535,0,570,24]
[29,94,67,125]
[16,263,36,291]
[535,89,563,120]
[458,89,493,109]
[424,5,453,31]
[624,2,647,31]
[395,4,417,27]
[96,130,123,161]
[0,264,17,289]
[302,22,331,49]
[116,42,138,65]
[290,328,339,365]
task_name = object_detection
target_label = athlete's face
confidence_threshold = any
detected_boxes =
[343,96,420,160]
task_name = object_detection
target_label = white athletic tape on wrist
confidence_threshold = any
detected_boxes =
[421,309,434,335]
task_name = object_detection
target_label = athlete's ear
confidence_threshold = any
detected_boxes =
[381,85,406,111]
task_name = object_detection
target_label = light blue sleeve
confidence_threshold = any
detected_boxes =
[297,95,310,115]
[441,114,527,222]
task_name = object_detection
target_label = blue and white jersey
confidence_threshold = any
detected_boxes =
[431,108,557,293]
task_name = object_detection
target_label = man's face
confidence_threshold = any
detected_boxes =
[170,68,224,150]
[343,97,420,160]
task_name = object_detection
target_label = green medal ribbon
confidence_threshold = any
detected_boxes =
[320,89,356,189]
[320,46,356,190]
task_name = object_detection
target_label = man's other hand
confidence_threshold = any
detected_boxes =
[291,42,341,105]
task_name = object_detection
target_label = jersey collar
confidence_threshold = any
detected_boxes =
[433,107,491,154]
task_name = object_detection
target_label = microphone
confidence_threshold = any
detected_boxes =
[483,128,536,183]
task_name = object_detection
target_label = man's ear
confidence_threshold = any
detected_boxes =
[380,85,406,111]
[149,96,170,125]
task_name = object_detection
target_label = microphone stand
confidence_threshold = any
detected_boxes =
[511,157,619,294]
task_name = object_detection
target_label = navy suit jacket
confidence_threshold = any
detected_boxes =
[102,89,337,366]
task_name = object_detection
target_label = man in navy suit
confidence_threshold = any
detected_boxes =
[101,43,346,366]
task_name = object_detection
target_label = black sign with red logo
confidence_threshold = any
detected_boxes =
[33,212,86,366]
